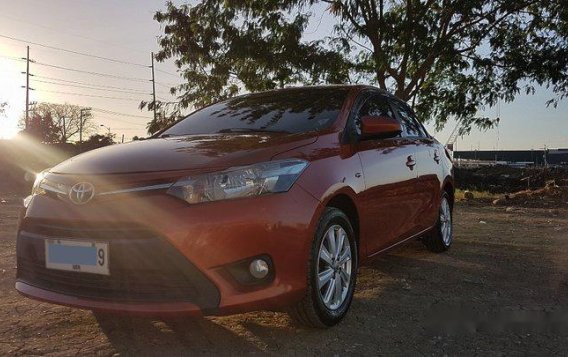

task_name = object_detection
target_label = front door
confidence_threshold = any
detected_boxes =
[391,101,441,232]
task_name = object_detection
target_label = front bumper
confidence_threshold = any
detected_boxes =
[16,282,205,315]
[16,184,322,315]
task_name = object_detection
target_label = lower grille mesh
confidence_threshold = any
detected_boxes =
[17,221,220,309]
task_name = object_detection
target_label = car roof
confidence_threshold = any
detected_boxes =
[236,84,394,99]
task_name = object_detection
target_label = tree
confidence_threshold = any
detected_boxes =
[148,0,568,134]
[21,111,60,143]
[0,101,8,138]
[138,105,181,135]
[22,103,97,143]
[77,133,115,152]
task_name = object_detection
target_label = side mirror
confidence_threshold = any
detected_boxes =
[360,115,402,138]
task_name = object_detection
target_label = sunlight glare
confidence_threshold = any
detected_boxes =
[0,44,26,139]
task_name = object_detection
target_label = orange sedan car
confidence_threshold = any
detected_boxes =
[16,85,454,327]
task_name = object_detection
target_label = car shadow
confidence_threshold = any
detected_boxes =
[91,241,479,354]
[95,313,264,355]
[94,236,568,355]
[91,242,436,354]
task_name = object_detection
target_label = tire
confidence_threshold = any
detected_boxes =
[288,207,358,328]
[91,310,119,328]
[423,191,453,253]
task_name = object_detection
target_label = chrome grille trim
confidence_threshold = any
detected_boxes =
[97,183,173,196]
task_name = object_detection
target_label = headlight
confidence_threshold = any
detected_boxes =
[23,170,49,207]
[31,170,48,195]
[167,159,308,204]
[27,169,67,197]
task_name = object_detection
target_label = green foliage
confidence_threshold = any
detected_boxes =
[147,0,568,134]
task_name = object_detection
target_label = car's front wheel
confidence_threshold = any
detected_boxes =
[288,207,357,328]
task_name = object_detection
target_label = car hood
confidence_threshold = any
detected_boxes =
[50,133,318,175]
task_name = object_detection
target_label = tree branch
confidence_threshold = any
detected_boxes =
[403,0,540,99]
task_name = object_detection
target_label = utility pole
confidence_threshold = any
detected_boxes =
[150,52,157,123]
[24,46,31,129]
[62,117,66,142]
[21,46,34,130]
[79,107,91,143]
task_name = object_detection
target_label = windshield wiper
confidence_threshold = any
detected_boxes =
[217,128,289,134]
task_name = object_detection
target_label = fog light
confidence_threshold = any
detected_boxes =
[249,259,269,279]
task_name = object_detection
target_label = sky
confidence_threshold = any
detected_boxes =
[0,0,566,149]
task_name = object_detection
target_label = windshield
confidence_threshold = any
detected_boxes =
[161,87,349,136]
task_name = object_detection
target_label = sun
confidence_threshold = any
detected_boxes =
[0,100,22,139]
[0,115,19,139]
[0,44,26,139]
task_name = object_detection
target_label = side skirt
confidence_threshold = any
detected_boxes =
[365,225,436,260]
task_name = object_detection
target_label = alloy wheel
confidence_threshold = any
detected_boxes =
[440,197,452,246]
[317,224,352,310]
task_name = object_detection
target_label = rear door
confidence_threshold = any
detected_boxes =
[355,94,421,255]
[390,101,440,232]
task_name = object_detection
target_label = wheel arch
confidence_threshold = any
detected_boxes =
[442,178,455,206]
[324,194,360,244]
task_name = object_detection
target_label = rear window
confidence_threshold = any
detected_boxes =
[161,87,349,136]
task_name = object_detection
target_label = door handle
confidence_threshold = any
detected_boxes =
[406,155,416,170]
[433,150,440,164]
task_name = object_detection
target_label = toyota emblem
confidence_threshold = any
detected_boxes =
[69,182,95,205]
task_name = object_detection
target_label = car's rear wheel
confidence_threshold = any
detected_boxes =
[423,191,453,252]
[288,207,357,328]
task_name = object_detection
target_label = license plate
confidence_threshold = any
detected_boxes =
[45,239,109,275]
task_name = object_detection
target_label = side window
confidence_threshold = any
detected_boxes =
[354,95,395,135]
[391,101,426,138]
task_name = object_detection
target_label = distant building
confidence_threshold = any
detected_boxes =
[454,149,568,167]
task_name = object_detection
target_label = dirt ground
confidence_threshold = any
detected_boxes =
[0,198,567,356]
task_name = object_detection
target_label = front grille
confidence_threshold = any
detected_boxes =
[16,220,220,310]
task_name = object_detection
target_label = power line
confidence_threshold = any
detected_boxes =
[156,96,181,104]
[92,116,147,126]
[155,81,179,89]
[37,89,145,102]
[156,90,178,97]
[0,33,149,67]
[33,60,150,82]
[0,24,180,77]
[33,79,152,95]
[0,54,25,62]
[33,75,150,92]
[1,34,172,130]
[0,14,151,56]
[91,107,152,119]
[155,68,180,78]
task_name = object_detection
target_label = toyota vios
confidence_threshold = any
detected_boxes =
[16,85,454,327]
